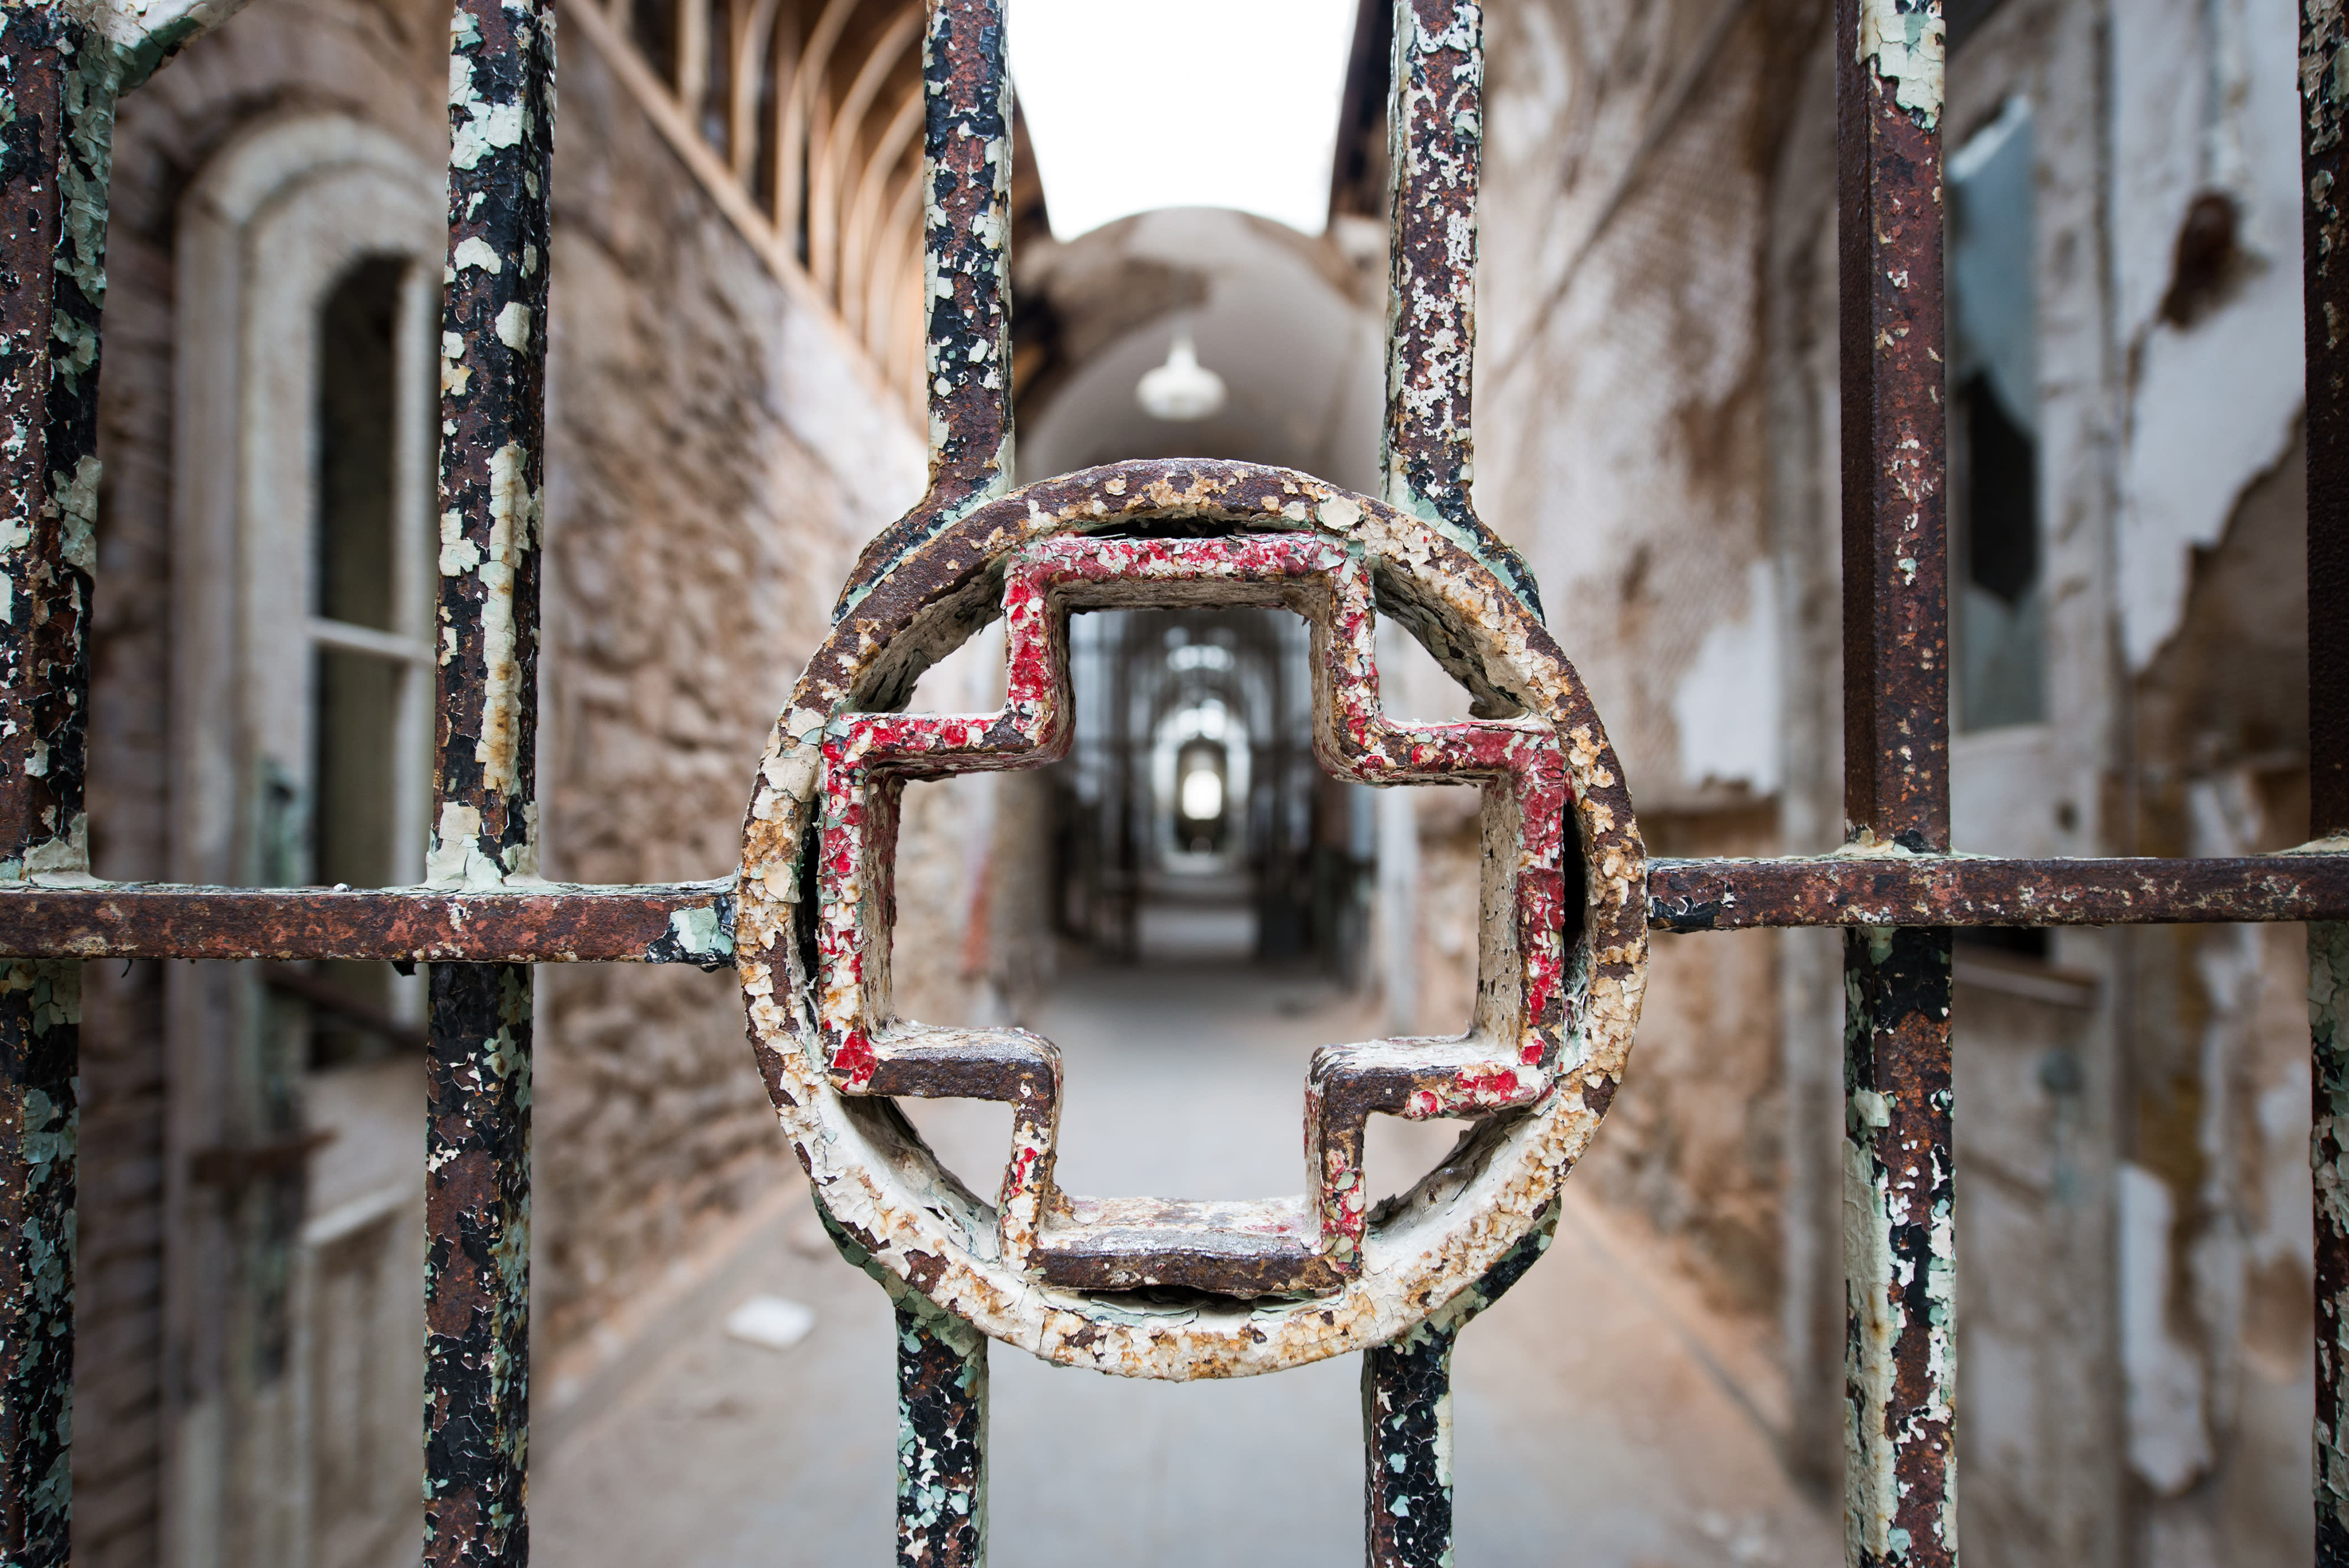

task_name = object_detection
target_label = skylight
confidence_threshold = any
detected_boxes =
[1006,0,1361,241]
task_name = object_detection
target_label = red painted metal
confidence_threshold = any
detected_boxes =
[814,533,1567,1293]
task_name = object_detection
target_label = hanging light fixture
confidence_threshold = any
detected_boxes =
[1136,320,1228,422]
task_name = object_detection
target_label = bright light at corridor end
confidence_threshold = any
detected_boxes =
[1007,0,1360,241]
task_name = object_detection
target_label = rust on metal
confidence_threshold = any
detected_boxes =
[1842,924,1955,1568]
[894,1300,987,1568]
[812,532,1572,1296]
[0,11,111,1561]
[1648,852,2349,929]
[0,851,2342,968]
[0,881,734,963]
[816,1196,989,1567]
[2306,0,2349,839]
[1381,0,1544,616]
[1360,1208,1551,1568]
[737,456,1651,1380]
[1839,0,1949,852]
[424,0,554,1554]
[0,0,2336,1555]
[2304,1,2349,1558]
[834,0,1012,615]
[423,962,534,1567]
[2315,919,2349,1566]
[1837,2,1955,1565]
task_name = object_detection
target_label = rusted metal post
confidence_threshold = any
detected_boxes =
[1836,2,1955,1565]
[423,0,553,1555]
[2303,2,2349,1557]
[1360,1217,1549,1568]
[0,10,116,1560]
[833,0,1011,612]
[2316,923,2349,1565]
[1362,1326,1453,1566]
[896,1300,987,1568]
[1381,0,1542,615]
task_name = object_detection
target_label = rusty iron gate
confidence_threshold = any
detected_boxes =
[1,0,2348,1564]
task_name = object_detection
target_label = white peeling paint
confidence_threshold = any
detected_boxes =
[449,74,525,173]
[1858,0,1945,127]
[475,442,537,794]
[494,300,530,349]
[2118,1161,2213,1494]
[1671,560,1781,796]
[452,235,503,275]
[2116,0,2305,669]
[51,455,101,575]
[426,800,484,887]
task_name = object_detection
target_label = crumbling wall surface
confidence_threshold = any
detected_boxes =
[1476,0,1825,813]
[1581,813,1784,1317]
[81,1,450,1560]
[2121,432,2313,1567]
[531,28,924,1359]
[1467,0,1825,1324]
[2095,0,2314,1556]
[2111,0,2308,674]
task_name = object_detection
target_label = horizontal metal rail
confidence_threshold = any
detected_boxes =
[1644,852,2349,929]
[0,881,734,961]
[0,854,2337,964]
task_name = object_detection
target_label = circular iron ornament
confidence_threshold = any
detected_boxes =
[738,459,1647,1380]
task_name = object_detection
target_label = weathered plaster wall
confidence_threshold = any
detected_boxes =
[1742,0,2315,1556]
[2122,429,2313,1565]
[1467,4,2317,1557]
[1476,0,1822,811]
[1465,0,1827,1326]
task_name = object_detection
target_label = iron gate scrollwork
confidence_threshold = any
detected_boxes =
[0,0,2347,1565]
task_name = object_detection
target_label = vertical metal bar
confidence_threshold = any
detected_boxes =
[1362,1326,1453,1567]
[2305,0,2349,842]
[1836,3,1955,1566]
[1359,1210,1551,1568]
[0,11,114,1561]
[424,0,554,1555]
[833,0,1010,609]
[2314,925,2349,1566]
[2301,4,2349,1558]
[1381,0,1543,616]
[895,1299,985,1568]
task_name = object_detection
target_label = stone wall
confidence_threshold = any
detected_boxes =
[529,20,923,1358]
[76,0,923,1554]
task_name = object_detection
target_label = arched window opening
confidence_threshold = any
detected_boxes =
[1949,95,2044,733]
[308,255,433,1069]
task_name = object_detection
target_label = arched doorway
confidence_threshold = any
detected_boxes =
[1006,204,1386,979]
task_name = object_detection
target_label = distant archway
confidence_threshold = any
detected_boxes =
[999,206,1387,974]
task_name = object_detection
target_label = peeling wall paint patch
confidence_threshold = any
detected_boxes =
[1671,559,1780,796]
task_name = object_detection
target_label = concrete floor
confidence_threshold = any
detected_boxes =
[531,960,1837,1566]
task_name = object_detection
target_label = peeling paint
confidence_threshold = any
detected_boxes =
[1841,925,1955,1567]
[1857,0,1944,129]
[1381,0,1547,620]
[831,0,1012,618]
[424,0,553,1555]
[0,16,116,1556]
[2313,918,2349,1556]
[737,459,1649,1388]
